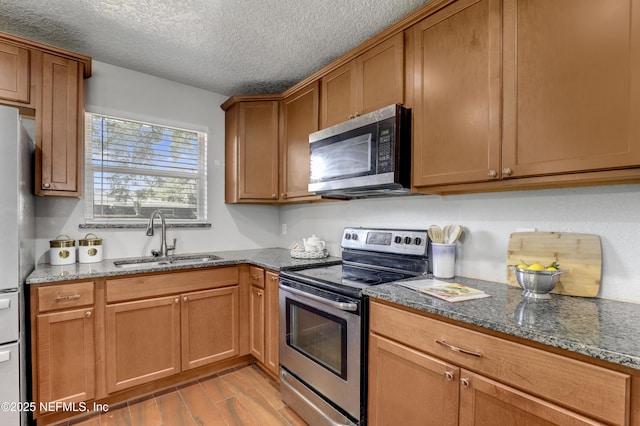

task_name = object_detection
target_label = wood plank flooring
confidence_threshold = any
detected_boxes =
[57,364,307,426]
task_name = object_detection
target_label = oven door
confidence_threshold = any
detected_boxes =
[279,281,361,422]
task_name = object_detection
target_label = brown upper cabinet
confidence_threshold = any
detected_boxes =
[0,40,30,104]
[280,81,321,201]
[36,52,85,196]
[501,0,640,178]
[408,0,502,187]
[320,33,404,129]
[223,85,322,205]
[410,0,640,191]
[224,97,280,203]
[0,31,91,197]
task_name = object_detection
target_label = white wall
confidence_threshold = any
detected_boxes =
[280,184,640,304]
[35,61,281,261]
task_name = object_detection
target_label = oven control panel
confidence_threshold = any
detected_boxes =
[341,227,429,256]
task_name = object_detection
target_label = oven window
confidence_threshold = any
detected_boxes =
[286,299,347,379]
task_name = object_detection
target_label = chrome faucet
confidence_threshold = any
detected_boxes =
[146,210,176,258]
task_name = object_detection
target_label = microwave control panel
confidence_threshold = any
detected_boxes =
[376,119,395,173]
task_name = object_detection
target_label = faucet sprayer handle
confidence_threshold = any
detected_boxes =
[167,238,177,255]
[151,249,161,257]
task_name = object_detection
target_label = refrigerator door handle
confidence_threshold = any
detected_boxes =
[0,298,10,309]
[0,350,10,363]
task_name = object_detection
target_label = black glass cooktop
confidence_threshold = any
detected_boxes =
[280,263,415,298]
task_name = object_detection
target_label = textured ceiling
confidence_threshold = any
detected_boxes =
[0,0,430,96]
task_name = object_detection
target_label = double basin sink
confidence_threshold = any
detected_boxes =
[113,254,222,269]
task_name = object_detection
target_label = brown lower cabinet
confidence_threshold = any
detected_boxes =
[368,300,633,426]
[248,266,280,377]
[30,266,253,424]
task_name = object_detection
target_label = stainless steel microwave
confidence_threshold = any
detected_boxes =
[308,104,411,199]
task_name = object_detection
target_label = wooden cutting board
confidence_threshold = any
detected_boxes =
[506,232,602,297]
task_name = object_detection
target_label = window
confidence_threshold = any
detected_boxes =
[84,113,207,223]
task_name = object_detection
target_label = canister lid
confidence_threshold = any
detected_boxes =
[79,233,102,246]
[50,234,75,248]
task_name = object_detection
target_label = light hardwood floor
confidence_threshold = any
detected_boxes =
[55,364,307,426]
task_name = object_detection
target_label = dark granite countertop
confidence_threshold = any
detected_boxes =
[26,248,342,285]
[362,276,640,372]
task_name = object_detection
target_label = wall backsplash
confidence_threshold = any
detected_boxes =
[279,185,640,304]
[32,61,640,305]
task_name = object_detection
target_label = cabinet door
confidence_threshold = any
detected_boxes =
[264,271,279,375]
[105,296,180,393]
[37,53,83,196]
[238,101,279,200]
[249,285,265,363]
[321,61,357,129]
[459,369,603,425]
[410,0,502,187]
[281,81,320,200]
[357,33,404,116]
[0,41,29,103]
[181,286,239,370]
[368,334,459,426]
[37,308,94,405]
[502,0,640,177]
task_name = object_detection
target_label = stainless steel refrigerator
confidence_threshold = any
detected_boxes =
[0,105,35,426]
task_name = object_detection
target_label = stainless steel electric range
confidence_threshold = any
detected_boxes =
[279,227,431,426]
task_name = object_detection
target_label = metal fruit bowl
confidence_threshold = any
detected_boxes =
[513,267,569,300]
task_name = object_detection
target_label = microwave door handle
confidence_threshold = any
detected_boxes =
[279,284,358,312]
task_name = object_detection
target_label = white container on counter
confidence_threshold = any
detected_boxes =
[78,233,103,263]
[49,235,76,265]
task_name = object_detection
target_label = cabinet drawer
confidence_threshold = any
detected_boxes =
[37,282,94,312]
[370,301,630,425]
[106,267,239,303]
[249,266,264,288]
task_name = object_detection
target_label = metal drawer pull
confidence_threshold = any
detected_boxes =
[444,371,455,381]
[436,340,482,358]
[54,294,81,301]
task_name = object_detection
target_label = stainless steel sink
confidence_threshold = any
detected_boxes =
[113,254,222,269]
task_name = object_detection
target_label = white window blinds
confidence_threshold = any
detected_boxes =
[84,113,207,222]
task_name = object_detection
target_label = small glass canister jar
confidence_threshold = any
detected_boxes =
[49,235,76,265]
[78,233,103,263]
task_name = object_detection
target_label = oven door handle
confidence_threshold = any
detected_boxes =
[279,284,358,312]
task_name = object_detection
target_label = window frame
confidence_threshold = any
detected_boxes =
[84,112,208,225]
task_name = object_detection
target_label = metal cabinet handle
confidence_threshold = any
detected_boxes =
[270,275,278,281]
[258,290,263,297]
[348,114,354,120]
[502,167,513,176]
[436,340,482,358]
[444,371,455,381]
[85,311,92,318]
[251,275,259,280]
[488,169,497,178]
[42,183,51,189]
[174,298,179,304]
[183,296,188,302]
[460,377,470,388]
[55,294,81,301]
[279,284,357,312]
